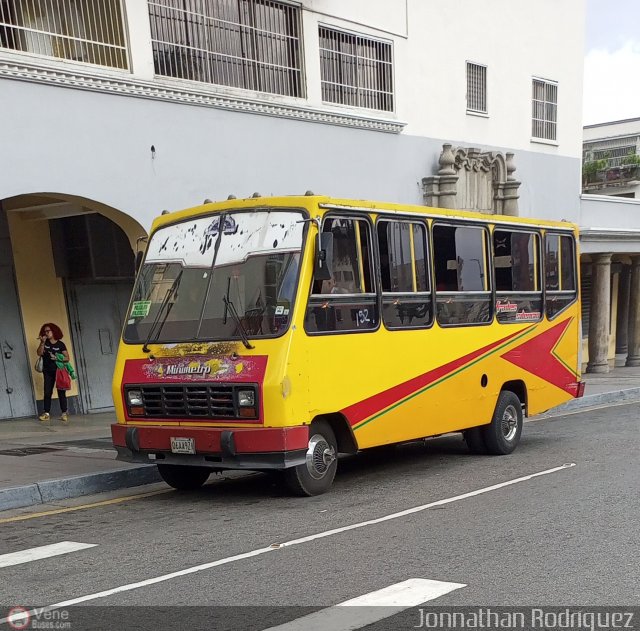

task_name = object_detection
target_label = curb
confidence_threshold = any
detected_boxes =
[541,387,640,417]
[0,465,162,512]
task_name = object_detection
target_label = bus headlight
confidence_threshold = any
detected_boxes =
[238,390,255,407]
[126,389,144,417]
[237,388,257,418]
[127,389,143,406]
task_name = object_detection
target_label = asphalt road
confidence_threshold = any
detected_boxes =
[0,403,638,630]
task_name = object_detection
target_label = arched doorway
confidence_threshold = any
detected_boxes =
[0,193,146,419]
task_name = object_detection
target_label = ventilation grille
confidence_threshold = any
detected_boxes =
[140,384,239,419]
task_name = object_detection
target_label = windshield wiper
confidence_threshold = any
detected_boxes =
[142,270,183,353]
[222,296,254,349]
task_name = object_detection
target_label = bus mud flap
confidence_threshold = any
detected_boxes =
[221,431,236,457]
[125,427,140,452]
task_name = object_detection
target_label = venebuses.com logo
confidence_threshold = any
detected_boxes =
[6,606,71,630]
[6,608,29,630]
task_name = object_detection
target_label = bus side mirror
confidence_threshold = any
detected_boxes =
[314,232,333,281]
[135,235,148,273]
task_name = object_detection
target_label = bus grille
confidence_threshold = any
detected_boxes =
[139,384,240,419]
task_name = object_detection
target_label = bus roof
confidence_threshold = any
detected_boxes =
[150,195,578,234]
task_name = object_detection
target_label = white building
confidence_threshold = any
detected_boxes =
[580,118,640,373]
[583,118,640,198]
[0,0,587,419]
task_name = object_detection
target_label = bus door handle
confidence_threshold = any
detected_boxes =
[3,340,13,359]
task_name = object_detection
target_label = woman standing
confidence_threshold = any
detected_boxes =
[36,323,70,423]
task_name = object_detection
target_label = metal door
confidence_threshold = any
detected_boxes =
[71,282,133,412]
[0,266,36,419]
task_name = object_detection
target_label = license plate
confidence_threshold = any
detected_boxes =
[170,437,196,454]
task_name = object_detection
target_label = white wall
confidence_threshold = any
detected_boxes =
[0,79,581,229]
[303,0,408,37]
[397,0,585,157]
[584,118,640,142]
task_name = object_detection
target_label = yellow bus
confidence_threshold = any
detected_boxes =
[111,195,584,495]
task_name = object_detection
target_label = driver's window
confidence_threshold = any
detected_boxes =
[305,216,378,334]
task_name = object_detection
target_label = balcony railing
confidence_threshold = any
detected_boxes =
[583,164,640,190]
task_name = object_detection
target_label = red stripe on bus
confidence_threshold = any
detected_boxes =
[500,317,576,394]
[341,328,527,427]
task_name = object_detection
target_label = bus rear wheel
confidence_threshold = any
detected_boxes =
[481,391,523,455]
[284,420,338,496]
[157,464,211,490]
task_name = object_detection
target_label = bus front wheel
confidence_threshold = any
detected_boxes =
[157,464,211,490]
[482,391,523,455]
[284,420,338,496]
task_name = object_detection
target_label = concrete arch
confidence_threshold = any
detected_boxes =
[2,191,147,251]
[1,192,146,417]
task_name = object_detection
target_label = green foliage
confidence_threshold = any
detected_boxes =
[582,159,607,177]
[621,153,640,166]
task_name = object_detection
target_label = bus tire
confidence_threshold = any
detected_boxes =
[157,464,211,490]
[481,391,523,455]
[464,427,488,454]
[284,420,338,496]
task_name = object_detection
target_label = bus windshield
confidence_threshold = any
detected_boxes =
[123,210,305,344]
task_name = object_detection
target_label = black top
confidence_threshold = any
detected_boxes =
[42,340,67,374]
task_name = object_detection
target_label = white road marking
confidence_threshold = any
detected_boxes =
[0,542,96,569]
[261,578,466,631]
[0,463,575,626]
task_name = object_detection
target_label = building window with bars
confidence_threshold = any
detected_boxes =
[532,77,558,141]
[466,62,487,114]
[0,0,128,68]
[148,0,303,98]
[318,26,394,112]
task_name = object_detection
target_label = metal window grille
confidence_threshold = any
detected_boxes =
[532,78,558,141]
[148,0,303,98]
[0,0,128,68]
[583,137,640,168]
[466,62,486,113]
[319,26,393,112]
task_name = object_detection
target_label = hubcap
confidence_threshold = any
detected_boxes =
[305,433,336,480]
[501,405,519,441]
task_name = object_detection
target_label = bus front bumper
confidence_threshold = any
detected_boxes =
[111,424,309,470]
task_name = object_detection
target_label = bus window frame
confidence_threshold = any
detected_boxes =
[375,215,434,331]
[544,231,578,321]
[492,226,544,325]
[304,211,381,336]
[432,221,494,328]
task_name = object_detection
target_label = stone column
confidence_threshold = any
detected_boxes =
[437,144,459,210]
[625,256,640,366]
[422,176,440,207]
[587,253,612,373]
[615,264,631,355]
[501,152,521,216]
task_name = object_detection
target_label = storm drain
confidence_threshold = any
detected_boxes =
[0,447,63,457]
[45,438,113,451]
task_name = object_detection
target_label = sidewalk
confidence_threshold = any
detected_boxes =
[1,365,639,512]
[0,412,160,511]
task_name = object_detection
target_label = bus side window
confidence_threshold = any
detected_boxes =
[377,219,432,329]
[433,224,492,326]
[305,216,378,334]
[545,233,577,319]
[494,229,542,324]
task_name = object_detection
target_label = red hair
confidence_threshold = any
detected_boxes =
[39,323,64,339]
